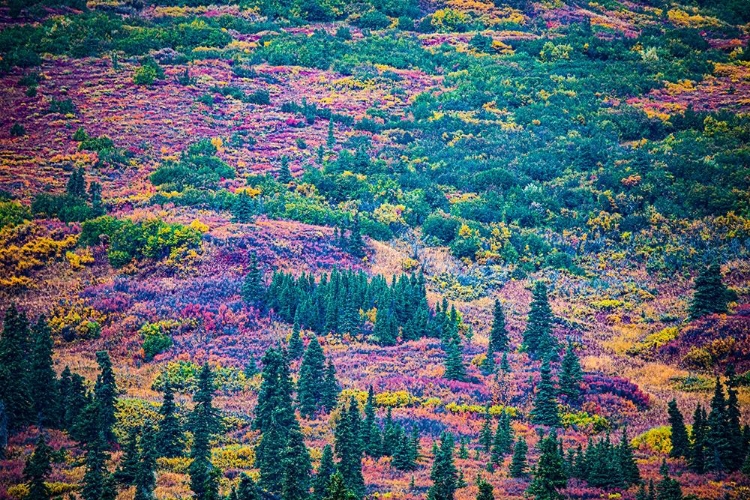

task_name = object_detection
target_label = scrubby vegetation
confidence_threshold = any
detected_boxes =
[1,0,749,499]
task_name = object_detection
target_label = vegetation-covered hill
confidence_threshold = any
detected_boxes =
[0,0,749,499]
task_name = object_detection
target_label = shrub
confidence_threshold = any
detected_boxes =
[10,123,25,137]
[47,98,76,115]
[354,10,392,29]
[133,57,164,86]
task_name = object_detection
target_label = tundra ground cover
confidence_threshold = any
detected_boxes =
[1,0,749,499]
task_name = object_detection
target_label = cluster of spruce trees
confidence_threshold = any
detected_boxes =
[244,260,466,347]
[566,430,640,490]
[252,342,424,499]
[668,374,750,475]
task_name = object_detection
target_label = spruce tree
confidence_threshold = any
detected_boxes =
[667,400,690,460]
[491,412,513,464]
[256,410,288,493]
[725,370,744,471]
[481,342,496,376]
[444,339,467,382]
[689,404,707,473]
[655,462,682,500]
[278,156,293,184]
[321,360,340,413]
[428,433,457,500]
[242,253,266,309]
[82,432,116,500]
[618,427,640,486]
[155,382,183,458]
[489,299,509,352]
[527,430,567,500]
[66,167,87,198]
[281,423,312,500]
[348,215,365,259]
[334,397,365,497]
[289,319,304,360]
[707,377,730,472]
[134,422,157,500]
[531,357,560,427]
[24,433,52,500]
[231,474,261,500]
[0,304,32,432]
[298,335,326,418]
[523,282,557,358]
[327,119,336,149]
[188,364,220,500]
[689,264,734,320]
[115,426,140,485]
[480,410,493,454]
[510,437,529,478]
[93,351,118,444]
[314,445,336,500]
[393,434,417,471]
[254,348,295,434]
[323,472,357,500]
[559,341,583,404]
[29,316,58,428]
[476,477,494,500]
[361,387,380,458]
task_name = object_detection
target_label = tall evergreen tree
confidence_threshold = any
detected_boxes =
[278,156,293,184]
[618,427,640,486]
[334,397,364,497]
[667,400,690,460]
[510,437,529,478]
[256,410,288,493]
[476,477,494,500]
[444,339,467,382]
[66,167,87,198]
[321,360,340,413]
[725,369,744,471]
[655,461,682,500]
[24,433,52,500]
[134,422,157,500]
[481,341,496,376]
[289,319,304,360]
[115,426,140,485]
[689,264,734,320]
[348,215,365,259]
[314,445,336,500]
[428,433,458,500]
[29,316,58,428]
[361,387,381,458]
[491,412,513,464]
[531,357,560,427]
[93,351,118,444]
[689,404,707,473]
[281,423,312,500]
[558,341,583,404]
[707,377,731,472]
[298,335,327,418]
[489,299,509,352]
[254,348,295,434]
[230,474,261,500]
[0,304,32,432]
[323,472,357,500]
[527,430,567,500]
[480,410,493,454]
[523,282,557,357]
[155,382,183,458]
[242,253,266,309]
[81,432,116,500]
[188,364,220,500]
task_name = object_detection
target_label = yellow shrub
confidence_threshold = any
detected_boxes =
[211,445,255,470]
[157,456,192,474]
[631,426,671,454]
